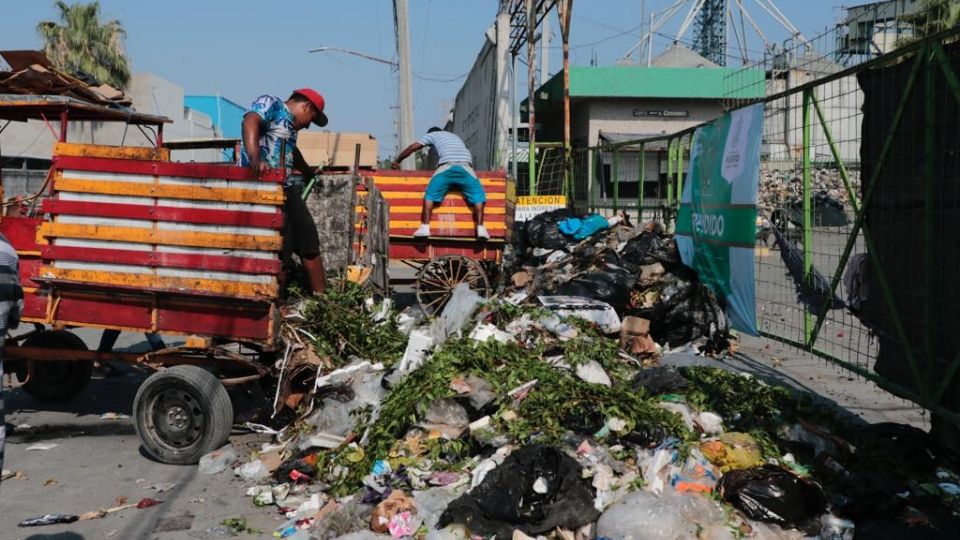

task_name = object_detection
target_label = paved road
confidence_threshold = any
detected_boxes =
[0,329,281,540]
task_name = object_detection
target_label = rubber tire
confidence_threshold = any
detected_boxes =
[21,330,93,403]
[133,365,234,465]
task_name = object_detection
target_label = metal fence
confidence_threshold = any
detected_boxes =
[520,6,960,426]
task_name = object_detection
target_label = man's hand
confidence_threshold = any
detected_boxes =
[390,161,401,170]
[249,160,269,178]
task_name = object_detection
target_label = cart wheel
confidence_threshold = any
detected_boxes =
[21,330,93,403]
[416,254,490,315]
[133,365,233,465]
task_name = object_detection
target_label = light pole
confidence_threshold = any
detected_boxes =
[309,46,414,169]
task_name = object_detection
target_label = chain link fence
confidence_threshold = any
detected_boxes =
[519,2,960,430]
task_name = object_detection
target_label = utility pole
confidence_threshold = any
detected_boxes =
[526,0,537,194]
[540,19,551,85]
[557,0,572,199]
[394,0,415,170]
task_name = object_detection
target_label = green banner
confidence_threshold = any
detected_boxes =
[676,103,762,335]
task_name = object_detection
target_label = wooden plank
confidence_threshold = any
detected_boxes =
[42,199,284,229]
[381,191,505,201]
[38,267,278,298]
[55,178,284,205]
[387,220,505,230]
[42,245,281,275]
[355,205,505,215]
[370,177,506,187]
[38,222,282,251]
[53,155,285,182]
[54,142,170,161]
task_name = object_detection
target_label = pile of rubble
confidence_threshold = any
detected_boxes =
[201,215,958,540]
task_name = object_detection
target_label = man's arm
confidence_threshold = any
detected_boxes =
[242,113,268,177]
[292,147,317,179]
[391,142,425,169]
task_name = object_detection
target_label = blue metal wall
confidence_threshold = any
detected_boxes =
[184,95,246,139]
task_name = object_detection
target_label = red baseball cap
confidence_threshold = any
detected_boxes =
[293,88,328,127]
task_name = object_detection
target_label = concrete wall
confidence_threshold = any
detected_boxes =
[449,12,511,170]
[0,73,218,166]
[584,98,725,146]
[1,169,47,198]
[765,70,862,162]
[303,175,356,274]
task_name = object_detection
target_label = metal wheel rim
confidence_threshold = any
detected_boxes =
[416,255,490,315]
[145,384,205,451]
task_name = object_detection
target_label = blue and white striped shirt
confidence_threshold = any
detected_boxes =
[418,131,472,165]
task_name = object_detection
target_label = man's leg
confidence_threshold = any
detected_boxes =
[285,187,326,294]
[416,167,451,237]
[97,329,121,353]
[456,166,489,239]
[145,333,166,351]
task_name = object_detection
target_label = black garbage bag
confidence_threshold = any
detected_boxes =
[785,192,850,228]
[552,266,636,310]
[439,445,600,538]
[525,208,577,250]
[632,366,690,395]
[634,281,728,347]
[620,230,666,266]
[718,465,827,531]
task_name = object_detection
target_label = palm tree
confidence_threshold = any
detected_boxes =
[37,1,131,89]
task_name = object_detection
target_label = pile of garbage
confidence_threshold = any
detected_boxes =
[507,209,731,355]
[758,168,857,232]
[202,215,959,540]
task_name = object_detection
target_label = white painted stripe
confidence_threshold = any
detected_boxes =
[61,170,282,192]
[156,221,277,237]
[57,215,152,229]
[54,238,153,252]
[159,198,279,213]
[157,175,278,192]
[56,192,279,214]
[156,267,272,284]
[156,245,276,260]
[58,192,155,206]
[61,170,154,184]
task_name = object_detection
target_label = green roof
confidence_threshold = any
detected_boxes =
[522,65,764,113]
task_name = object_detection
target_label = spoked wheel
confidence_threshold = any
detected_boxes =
[415,255,490,315]
[134,365,233,465]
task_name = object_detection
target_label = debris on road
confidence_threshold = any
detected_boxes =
[25,443,58,451]
[53,215,947,538]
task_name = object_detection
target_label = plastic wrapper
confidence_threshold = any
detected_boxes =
[718,465,827,530]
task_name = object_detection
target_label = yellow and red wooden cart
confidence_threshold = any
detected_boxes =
[0,95,284,464]
[362,169,509,314]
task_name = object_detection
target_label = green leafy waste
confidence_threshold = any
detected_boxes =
[317,321,687,495]
[292,280,407,369]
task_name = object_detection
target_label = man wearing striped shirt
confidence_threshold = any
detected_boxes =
[0,232,23,492]
[392,128,489,240]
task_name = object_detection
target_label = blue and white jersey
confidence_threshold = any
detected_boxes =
[418,131,472,165]
[239,95,297,170]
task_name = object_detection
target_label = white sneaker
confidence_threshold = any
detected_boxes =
[413,224,431,238]
[476,225,490,240]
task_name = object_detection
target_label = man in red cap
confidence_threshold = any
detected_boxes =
[241,89,329,293]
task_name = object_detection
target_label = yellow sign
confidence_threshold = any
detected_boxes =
[517,195,566,206]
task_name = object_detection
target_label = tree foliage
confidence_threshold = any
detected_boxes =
[37,1,131,89]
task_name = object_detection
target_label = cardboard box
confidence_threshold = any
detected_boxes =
[297,131,378,168]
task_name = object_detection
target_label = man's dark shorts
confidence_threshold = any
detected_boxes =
[282,185,321,262]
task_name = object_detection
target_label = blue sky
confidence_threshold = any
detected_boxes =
[4,1,845,156]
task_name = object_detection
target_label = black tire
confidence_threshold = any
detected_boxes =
[133,365,233,465]
[22,330,93,403]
